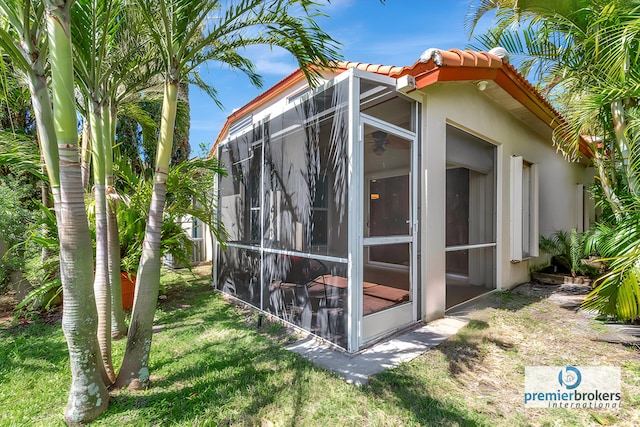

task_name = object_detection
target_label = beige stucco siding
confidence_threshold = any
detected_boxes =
[418,83,594,321]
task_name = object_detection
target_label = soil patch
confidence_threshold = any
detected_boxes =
[0,291,17,326]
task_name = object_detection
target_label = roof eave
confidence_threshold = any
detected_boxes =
[210,50,593,160]
[413,64,592,159]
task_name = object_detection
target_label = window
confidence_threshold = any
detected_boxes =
[510,156,539,261]
[311,176,329,246]
[576,184,591,233]
[287,87,311,103]
[217,129,262,245]
[367,173,410,267]
[192,217,199,238]
[248,173,261,243]
[229,114,253,137]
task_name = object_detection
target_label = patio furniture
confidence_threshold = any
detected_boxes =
[278,256,329,330]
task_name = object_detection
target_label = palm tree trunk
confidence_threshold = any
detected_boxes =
[29,72,59,280]
[81,118,92,191]
[39,164,58,294]
[56,158,111,422]
[94,182,114,380]
[594,149,623,219]
[611,99,638,197]
[107,185,127,337]
[27,67,59,188]
[106,105,127,338]
[115,80,178,390]
[46,2,110,422]
[90,101,115,383]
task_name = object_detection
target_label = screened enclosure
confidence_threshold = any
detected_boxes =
[445,125,497,308]
[216,70,419,351]
[212,50,594,352]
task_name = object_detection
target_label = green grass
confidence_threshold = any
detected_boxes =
[1,270,639,426]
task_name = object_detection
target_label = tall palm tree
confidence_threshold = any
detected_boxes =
[73,0,167,346]
[72,0,129,381]
[45,0,111,422]
[103,7,164,341]
[115,0,341,389]
[1,0,110,423]
[467,1,640,210]
[0,1,58,187]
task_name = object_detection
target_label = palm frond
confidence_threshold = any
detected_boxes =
[0,131,45,180]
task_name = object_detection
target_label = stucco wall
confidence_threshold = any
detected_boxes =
[418,82,594,321]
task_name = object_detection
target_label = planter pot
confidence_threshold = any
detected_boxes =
[10,270,32,302]
[531,271,592,286]
[120,272,136,310]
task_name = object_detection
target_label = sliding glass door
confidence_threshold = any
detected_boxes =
[445,125,496,308]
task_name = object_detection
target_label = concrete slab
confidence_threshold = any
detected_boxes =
[285,317,469,385]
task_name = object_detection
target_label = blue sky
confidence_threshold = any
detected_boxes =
[189,0,493,156]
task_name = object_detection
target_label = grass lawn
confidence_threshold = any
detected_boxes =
[1,266,639,426]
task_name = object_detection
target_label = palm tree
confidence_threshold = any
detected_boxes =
[467,0,640,209]
[73,0,169,346]
[44,0,111,422]
[0,0,58,187]
[104,8,164,342]
[72,0,130,381]
[115,0,340,389]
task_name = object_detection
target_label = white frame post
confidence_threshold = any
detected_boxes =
[347,70,362,353]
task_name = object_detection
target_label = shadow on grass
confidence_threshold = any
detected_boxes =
[137,283,534,425]
[364,318,517,425]
[105,338,317,425]
[0,320,68,383]
[103,290,323,425]
[360,291,537,425]
[447,284,558,319]
[439,322,517,376]
[366,365,493,427]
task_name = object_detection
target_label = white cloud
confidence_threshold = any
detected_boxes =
[242,45,299,76]
[253,58,298,76]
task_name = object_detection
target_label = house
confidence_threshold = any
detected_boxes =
[211,47,594,353]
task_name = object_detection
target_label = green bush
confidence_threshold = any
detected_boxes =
[582,213,640,321]
[539,229,597,277]
[0,177,38,293]
[114,149,226,274]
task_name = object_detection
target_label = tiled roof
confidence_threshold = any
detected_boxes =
[335,61,409,76]
[336,48,503,76]
[419,48,504,68]
[213,48,591,157]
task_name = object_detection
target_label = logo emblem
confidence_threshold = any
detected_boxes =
[558,366,582,390]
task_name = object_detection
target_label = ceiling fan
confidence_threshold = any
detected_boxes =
[370,130,388,156]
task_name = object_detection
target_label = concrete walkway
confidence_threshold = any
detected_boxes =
[286,316,469,385]
[287,283,640,385]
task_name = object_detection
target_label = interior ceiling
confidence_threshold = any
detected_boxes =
[361,88,413,130]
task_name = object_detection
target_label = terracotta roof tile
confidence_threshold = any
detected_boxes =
[337,61,408,76]
[417,48,503,69]
[337,48,505,79]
